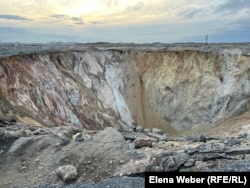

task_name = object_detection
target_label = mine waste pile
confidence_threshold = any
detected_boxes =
[0,43,250,187]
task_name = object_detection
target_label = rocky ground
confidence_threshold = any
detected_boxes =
[1,118,250,188]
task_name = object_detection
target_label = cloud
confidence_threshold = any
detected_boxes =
[50,14,68,19]
[105,0,118,7]
[214,0,250,13]
[48,14,84,25]
[213,0,250,16]
[0,14,31,21]
[71,17,84,25]
[179,8,204,19]
[89,21,104,24]
[126,1,144,11]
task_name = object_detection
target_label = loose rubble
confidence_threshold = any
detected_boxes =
[0,118,250,188]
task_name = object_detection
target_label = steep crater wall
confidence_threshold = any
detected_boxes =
[134,50,250,130]
[0,49,250,133]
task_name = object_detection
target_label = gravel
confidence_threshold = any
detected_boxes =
[34,176,145,188]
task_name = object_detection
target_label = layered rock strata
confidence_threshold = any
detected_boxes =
[1,45,250,132]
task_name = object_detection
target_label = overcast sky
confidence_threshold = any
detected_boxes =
[0,0,249,43]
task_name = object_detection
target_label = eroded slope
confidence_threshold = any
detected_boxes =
[0,47,250,133]
[133,49,250,130]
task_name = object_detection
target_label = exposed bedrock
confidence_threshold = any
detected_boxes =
[0,48,250,132]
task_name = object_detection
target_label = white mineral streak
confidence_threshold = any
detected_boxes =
[105,64,133,127]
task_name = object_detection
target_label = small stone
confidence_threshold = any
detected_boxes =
[136,126,143,133]
[218,143,226,151]
[152,128,165,135]
[124,133,137,141]
[64,159,70,163]
[163,153,190,171]
[24,130,33,137]
[154,166,163,172]
[133,137,154,149]
[184,145,190,152]
[146,132,168,141]
[163,133,168,138]
[143,128,151,134]
[59,137,70,146]
[83,133,92,140]
[72,132,83,141]
[238,132,248,138]
[204,144,214,151]
[55,143,60,147]
[245,154,250,160]
[19,166,27,172]
[199,134,207,142]
[56,165,78,182]
[226,138,241,146]
[128,142,135,149]
[184,158,195,167]
[152,142,158,148]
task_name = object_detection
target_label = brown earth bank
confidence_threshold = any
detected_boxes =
[1,43,250,187]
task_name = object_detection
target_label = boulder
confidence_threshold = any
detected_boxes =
[8,136,41,153]
[93,127,125,143]
[133,137,155,149]
[56,165,78,182]
[152,128,165,135]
